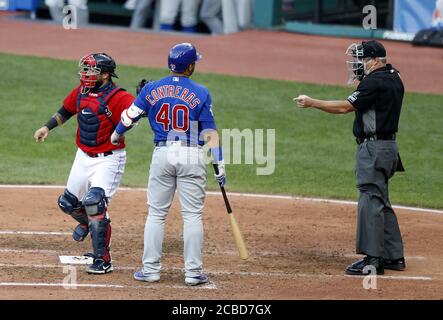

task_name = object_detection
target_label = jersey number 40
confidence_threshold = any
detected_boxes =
[155,103,189,132]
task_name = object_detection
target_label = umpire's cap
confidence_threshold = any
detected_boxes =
[361,40,386,58]
[168,43,202,73]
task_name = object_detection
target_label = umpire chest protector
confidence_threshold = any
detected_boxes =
[76,83,122,147]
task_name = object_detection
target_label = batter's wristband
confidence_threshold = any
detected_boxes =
[44,117,58,131]
[115,121,130,135]
[210,146,223,163]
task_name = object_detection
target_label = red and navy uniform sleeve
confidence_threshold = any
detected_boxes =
[347,77,378,112]
[63,86,80,114]
[109,90,135,125]
[115,84,149,134]
[199,93,217,130]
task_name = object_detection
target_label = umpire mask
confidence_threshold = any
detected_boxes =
[345,43,365,85]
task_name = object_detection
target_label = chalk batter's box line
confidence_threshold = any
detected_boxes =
[0,281,218,290]
[0,246,431,262]
[0,245,430,262]
[0,184,442,215]
[0,263,433,282]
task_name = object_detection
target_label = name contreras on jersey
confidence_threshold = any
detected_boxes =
[145,85,201,109]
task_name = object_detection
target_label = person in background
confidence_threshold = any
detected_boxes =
[159,0,199,33]
[221,0,252,34]
[199,0,223,35]
[200,0,252,35]
[128,0,161,30]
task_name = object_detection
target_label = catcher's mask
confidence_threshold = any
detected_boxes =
[78,53,118,94]
[345,43,365,85]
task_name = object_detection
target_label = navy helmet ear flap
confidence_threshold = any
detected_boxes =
[94,53,118,78]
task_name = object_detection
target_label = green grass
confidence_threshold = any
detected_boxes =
[0,53,442,208]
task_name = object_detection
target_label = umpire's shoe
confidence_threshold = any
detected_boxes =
[345,256,384,276]
[87,258,113,274]
[72,224,89,242]
[133,271,160,283]
[185,274,209,286]
[384,257,406,271]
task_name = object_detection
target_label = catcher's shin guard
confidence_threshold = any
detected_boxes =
[71,208,89,226]
[58,189,88,226]
[89,216,112,262]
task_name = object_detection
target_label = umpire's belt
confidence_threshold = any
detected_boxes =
[86,151,114,158]
[356,133,396,145]
[155,140,200,147]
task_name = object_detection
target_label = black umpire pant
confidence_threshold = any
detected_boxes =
[355,140,404,259]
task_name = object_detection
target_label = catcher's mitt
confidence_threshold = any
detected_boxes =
[136,79,154,95]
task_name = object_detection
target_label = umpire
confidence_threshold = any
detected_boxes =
[294,40,405,275]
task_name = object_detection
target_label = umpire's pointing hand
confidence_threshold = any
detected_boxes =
[294,95,313,108]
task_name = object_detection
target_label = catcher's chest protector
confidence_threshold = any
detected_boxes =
[76,85,122,147]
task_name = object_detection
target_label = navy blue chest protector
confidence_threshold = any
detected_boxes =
[76,84,123,147]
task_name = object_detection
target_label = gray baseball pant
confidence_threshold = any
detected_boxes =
[141,144,207,278]
[355,140,404,260]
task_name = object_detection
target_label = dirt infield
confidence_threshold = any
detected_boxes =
[1,12,442,95]
[0,186,442,300]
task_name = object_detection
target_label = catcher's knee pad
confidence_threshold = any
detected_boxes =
[89,217,111,262]
[58,189,82,215]
[83,187,107,216]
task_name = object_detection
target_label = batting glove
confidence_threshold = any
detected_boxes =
[110,130,122,145]
[214,160,227,187]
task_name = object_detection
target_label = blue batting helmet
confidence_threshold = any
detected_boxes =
[168,43,202,73]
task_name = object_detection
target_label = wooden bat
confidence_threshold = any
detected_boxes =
[213,164,249,260]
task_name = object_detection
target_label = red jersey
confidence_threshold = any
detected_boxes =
[63,83,134,154]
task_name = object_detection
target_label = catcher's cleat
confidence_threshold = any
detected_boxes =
[133,271,160,283]
[72,224,89,242]
[345,256,384,276]
[384,257,406,271]
[185,274,209,286]
[83,252,96,259]
[87,258,113,274]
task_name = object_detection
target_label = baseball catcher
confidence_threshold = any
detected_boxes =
[34,53,135,274]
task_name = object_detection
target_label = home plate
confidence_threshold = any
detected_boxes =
[59,256,93,265]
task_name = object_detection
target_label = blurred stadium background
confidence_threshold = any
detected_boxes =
[0,0,442,45]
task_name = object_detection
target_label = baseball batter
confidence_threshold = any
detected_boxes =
[34,53,134,274]
[111,43,225,286]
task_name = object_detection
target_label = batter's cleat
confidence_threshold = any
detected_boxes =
[185,274,209,286]
[384,257,406,271]
[72,224,89,242]
[345,256,384,276]
[87,258,113,274]
[133,271,160,283]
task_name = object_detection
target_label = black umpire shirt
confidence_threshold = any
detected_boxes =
[347,64,404,138]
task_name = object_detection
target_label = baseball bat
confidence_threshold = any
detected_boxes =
[213,164,249,260]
